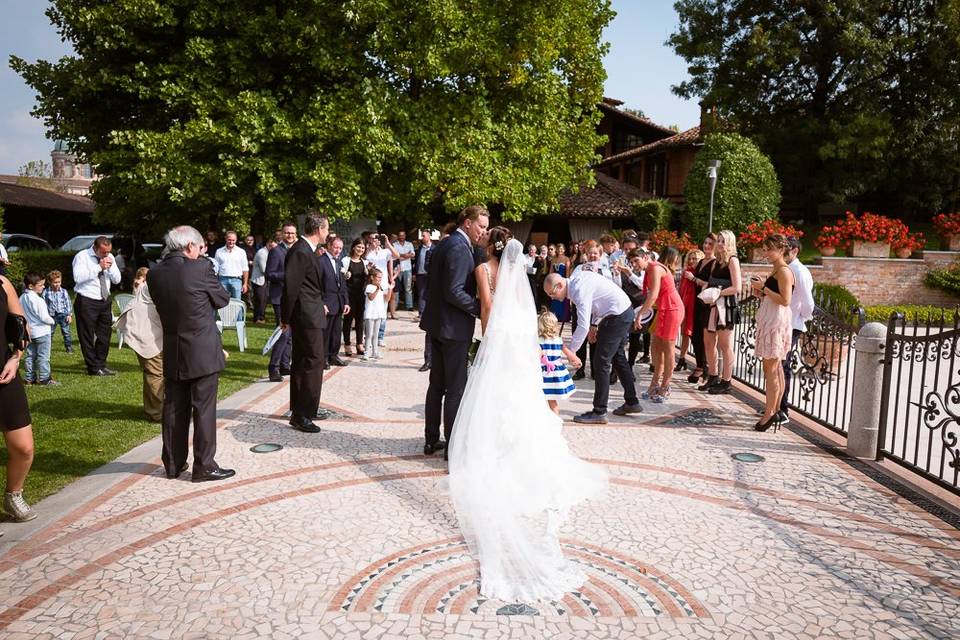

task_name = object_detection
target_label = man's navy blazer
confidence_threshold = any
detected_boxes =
[419,231,479,342]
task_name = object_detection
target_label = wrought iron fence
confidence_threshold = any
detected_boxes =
[878,309,960,494]
[727,292,864,434]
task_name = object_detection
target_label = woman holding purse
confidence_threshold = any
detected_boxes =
[0,274,38,524]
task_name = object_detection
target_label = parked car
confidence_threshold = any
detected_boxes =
[1,233,54,252]
[61,234,110,252]
[60,233,162,288]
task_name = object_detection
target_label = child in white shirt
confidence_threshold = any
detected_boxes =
[362,268,388,361]
[19,272,59,385]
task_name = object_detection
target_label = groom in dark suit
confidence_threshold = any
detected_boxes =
[420,205,490,459]
[281,213,329,433]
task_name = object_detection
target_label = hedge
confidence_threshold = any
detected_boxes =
[813,283,860,316]
[683,132,781,239]
[632,198,673,232]
[5,251,77,292]
[924,265,960,296]
[864,305,958,325]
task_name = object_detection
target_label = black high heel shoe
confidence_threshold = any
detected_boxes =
[754,414,782,432]
[687,369,703,384]
[674,360,688,372]
[697,375,718,392]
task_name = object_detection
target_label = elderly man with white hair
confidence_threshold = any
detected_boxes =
[147,225,235,483]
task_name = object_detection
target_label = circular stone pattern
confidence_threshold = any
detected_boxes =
[330,539,709,618]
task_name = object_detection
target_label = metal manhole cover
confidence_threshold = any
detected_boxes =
[250,443,283,453]
[731,452,764,463]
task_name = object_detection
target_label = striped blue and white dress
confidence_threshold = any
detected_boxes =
[540,336,575,400]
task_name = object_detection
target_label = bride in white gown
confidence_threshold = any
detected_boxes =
[448,237,608,603]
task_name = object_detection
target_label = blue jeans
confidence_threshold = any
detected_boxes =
[53,312,73,349]
[399,270,413,310]
[219,276,242,299]
[25,333,52,382]
[378,316,387,343]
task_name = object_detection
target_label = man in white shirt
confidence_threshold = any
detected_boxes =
[214,231,249,299]
[72,236,122,375]
[0,240,11,276]
[780,236,815,424]
[545,269,642,424]
[250,239,275,323]
[395,230,415,311]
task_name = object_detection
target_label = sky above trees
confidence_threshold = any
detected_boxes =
[0,0,699,174]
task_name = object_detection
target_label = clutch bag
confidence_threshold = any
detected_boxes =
[5,313,30,354]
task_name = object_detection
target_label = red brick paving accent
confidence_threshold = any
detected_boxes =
[609,477,960,600]
[398,561,476,614]
[591,458,960,557]
[354,547,463,612]
[446,582,481,615]
[0,379,291,570]
[328,537,462,611]
[0,469,445,631]
[422,569,482,614]
[561,593,591,616]
[585,576,639,617]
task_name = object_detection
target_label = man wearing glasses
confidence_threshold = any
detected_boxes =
[265,222,298,381]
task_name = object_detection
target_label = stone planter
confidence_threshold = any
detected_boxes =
[850,241,890,258]
[819,246,836,257]
[949,234,960,251]
[747,247,766,263]
[895,248,913,259]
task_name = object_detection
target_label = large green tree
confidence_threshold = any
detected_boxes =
[670,0,960,218]
[12,0,613,234]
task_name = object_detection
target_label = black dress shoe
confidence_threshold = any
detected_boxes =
[424,441,446,455]
[329,357,348,366]
[268,370,282,382]
[572,369,586,381]
[191,467,236,483]
[279,367,292,376]
[419,363,431,372]
[89,368,116,377]
[290,416,322,433]
[165,462,189,479]
[324,363,332,370]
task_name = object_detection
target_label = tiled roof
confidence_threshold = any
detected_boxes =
[597,126,701,167]
[597,102,679,137]
[558,171,649,219]
[0,182,95,213]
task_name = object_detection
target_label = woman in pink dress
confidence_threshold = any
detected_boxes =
[635,247,684,403]
[750,234,795,432]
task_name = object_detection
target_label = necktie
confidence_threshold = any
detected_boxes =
[99,270,109,300]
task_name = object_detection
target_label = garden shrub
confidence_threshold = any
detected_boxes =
[632,199,673,231]
[924,264,960,296]
[813,283,860,315]
[864,305,957,326]
[7,251,77,291]
[683,132,781,239]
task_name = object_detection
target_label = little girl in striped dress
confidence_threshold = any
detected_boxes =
[538,309,577,415]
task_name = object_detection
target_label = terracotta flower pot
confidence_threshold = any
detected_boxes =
[949,234,960,251]
[747,247,765,263]
[895,248,913,259]
[851,241,890,258]
[819,245,836,257]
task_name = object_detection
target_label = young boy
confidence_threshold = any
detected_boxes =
[43,269,74,353]
[19,272,60,385]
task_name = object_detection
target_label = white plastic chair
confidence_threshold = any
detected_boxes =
[113,293,134,349]
[217,299,247,352]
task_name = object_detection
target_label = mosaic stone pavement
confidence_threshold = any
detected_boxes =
[1,311,959,639]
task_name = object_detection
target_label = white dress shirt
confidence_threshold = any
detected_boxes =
[214,246,249,278]
[251,246,270,286]
[788,258,815,332]
[72,247,122,301]
[566,270,632,353]
[395,241,414,272]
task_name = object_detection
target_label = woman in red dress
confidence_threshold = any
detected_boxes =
[635,247,685,403]
[676,249,704,373]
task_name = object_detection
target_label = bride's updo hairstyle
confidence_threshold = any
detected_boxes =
[487,226,513,260]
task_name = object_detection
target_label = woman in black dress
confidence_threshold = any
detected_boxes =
[1,274,37,523]
[683,233,717,383]
[341,238,369,356]
[700,229,742,395]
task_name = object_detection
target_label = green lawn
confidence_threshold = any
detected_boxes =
[1,313,277,505]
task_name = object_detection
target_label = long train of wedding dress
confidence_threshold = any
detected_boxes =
[447,239,608,603]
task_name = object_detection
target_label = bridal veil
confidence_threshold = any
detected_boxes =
[447,238,608,603]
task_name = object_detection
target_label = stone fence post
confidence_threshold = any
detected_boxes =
[847,322,888,458]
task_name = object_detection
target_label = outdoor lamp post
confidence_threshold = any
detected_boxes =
[707,160,721,233]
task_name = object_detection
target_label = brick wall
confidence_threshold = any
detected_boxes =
[739,251,960,307]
